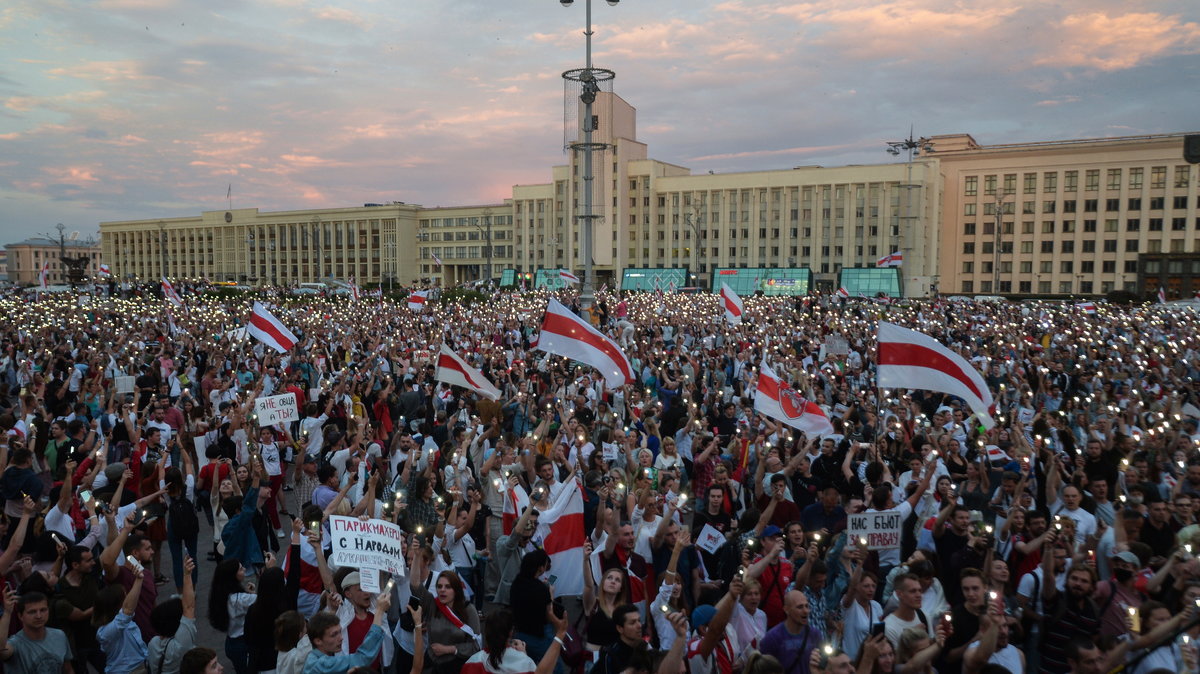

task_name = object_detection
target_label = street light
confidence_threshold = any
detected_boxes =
[311,216,322,281]
[474,209,494,284]
[685,201,703,288]
[885,129,932,297]
[559,0,619,310]
[991,193,1011,295]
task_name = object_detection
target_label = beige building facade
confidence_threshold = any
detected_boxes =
[96,92,1196,297]
[931,132,1199,296]
[5,237,102,286]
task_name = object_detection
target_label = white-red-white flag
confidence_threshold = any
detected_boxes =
[407,290,429,311]
[161,278,183,307]
[877,321,995,429]
[501,486,530,535]
[559,270,580,285]
[720,282,743,325]
[435,344,501,401]
[1075,301,1097,315]
[836,287,850,298]
[348,276,360,302]
[877,251,903,267]
[536,298,633,387]
[38,263,50,289]
[985,445,1011,464]
[754,362,834,435]
[535,482,585,597]
[247,301,298,353]
[1158,287,1167,304]
[432,253,443,268]
[98,263,111,277]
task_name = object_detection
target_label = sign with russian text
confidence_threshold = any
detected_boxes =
[848,511,903,550]
[329,516,408,576]
[255,393,298,426]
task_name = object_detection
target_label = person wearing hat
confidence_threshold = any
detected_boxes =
[334,570,395,671]
[1093,549,1145,638]
[305,587,393,674]
[685,578,744,674]
[745,525,790,628]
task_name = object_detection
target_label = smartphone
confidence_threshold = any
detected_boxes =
[79,489,93,504]
[125,554,143,571]
[547,574,558,586]
[871,622,886,638]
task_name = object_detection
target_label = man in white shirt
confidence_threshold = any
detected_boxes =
[1050,484,1097,546]
[964,609,1024,674]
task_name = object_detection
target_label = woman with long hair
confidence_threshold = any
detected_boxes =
[207,557,257,674]
[510,549,563,674]
[410,549,480,674]
[95,565,148,674]
[743,650,784,674]
[466,608,567,674]
[584,558,632,651]
[854,634,898,674]
[246,519,302,674]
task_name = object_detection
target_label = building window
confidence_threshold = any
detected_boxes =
[963,242,975,254]
[1061,261,1073,273]
[1126,219,1140,231]
[1107,169,1122,190]
[984,175,997,196]
[1106,198,1120,211]
[1042,221,1055,234]
[1176,166,1191,188]
[1024,173,1037,194]
[1021,241,1033,254]
[961,281,974,293]
[1129,167,1143,189]
[1044,172,1057,192]
[962,261,974,274]
[1040,261,1053,273]
[1022,222,1034,234]
[1044,201,1056,214]
[1102,261,1116,273]
[1019,281,1032,293]
[1174,217,1187,231]
[964,203,976,216]
[1128,198,1142,210]
[1086,170,1100,191]
[1174,196,1189,209]
[1020,261,1032,273]
[1063,200,1076,213]
[1150,218,1163,231]
[1003,174,1017,195]
[1082,260,1094,273]
[1065,171,1078,192]
[1103,240,1117,252]
[1105,219,1118,232]
[1084,199,1098,212]
[1124,260,1138,273]
[964,176,978,196]
[1082,240,1095,253]
[1125,240,1139,252]
[1062,241,1074,253]
[964,222,976,235]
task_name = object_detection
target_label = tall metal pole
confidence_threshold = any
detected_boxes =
[562,0,618,310]
[993,195,1003,294]
[485,214,493,283]
[885,130,930,297]
[158,221,167,280]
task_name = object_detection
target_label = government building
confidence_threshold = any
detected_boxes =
[98,93,1198,298]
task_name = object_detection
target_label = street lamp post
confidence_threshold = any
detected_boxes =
[885,130,932,297]
[474,209,494,283]
[311,217,322,282]
[559,0,620,309]
[685,202,703,288]
[158,221,168,281]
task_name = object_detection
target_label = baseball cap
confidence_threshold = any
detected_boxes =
[761,525,783,538]
[1111,550,1140,565]
[691,605,716,628]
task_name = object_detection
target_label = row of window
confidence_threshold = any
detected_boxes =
[964,166,1193,196]
[965,217,1200,236]
[965,196,1198,216]
[961,280,1131,294]
[962,237,1195,255]
[966,259,1142,275]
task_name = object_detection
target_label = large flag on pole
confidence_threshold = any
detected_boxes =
[161,278,184,308]
[536,298,633,387]
[720,283,744,325]
[435,344,501,401]
[877,251,903,267]
[407,290,429,311]
[38,263,50,289]
[98,263,111,277]
[348,276,360,302]
[1158,287,1167,304]
[559,270,580,285]
[877,321,995,429]
[247,302,298,353]
[754,362,834,435]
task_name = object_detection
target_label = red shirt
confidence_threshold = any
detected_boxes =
[755,558,793,628]
[346,612,382,670]
[198,462,232,492]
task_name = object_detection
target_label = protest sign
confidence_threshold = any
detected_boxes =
[848,511,903,550]
[255,393,299,426]
[359,567,381,593]
[824,335,850,355]
[695,524,727,555]
[115,376,136,394]
[329,516,407,577]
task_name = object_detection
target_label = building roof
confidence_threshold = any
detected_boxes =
[5,237,98,249]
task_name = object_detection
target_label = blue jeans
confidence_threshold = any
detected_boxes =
[167,531,198,591]
[226,635,249,674]
[517,625,565,674]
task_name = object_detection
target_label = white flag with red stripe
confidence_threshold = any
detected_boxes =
[877,321,995,429]
[349,276,360,302]
[559,269,580,285]
[501,486,530,535]
[38,263,50,289]
[877,251,903,267]
[754,362,834,435]
[720,283,744,325]
[432,253,443,267]
[1075,301,1097,315]
[463,648,536,674]
[1158,287,1167,304]
[535,482,585,597]
[98,263,111,277]
[247,302,298,353]
[435,344,501,401]
[836,287,850,298]
[407,290,429,311]
[985,445,1011,464]
[161,278,184,307]
[536,298,633,388]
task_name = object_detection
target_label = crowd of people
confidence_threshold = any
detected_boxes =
[0,283,1198,674]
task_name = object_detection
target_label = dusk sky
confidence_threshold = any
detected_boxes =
[2,0,1198,242]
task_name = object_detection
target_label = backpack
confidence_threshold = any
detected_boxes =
[168,495,199,540]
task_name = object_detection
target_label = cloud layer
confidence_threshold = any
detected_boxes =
[0,0,1197,240]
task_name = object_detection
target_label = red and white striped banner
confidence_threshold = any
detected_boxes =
[536,298,632,387]
[754,362,834,435]
[407,290,429,311]
[720,282,743,325]
[248,302,298,353]
[876,321,995,429]
[435,344,501,401]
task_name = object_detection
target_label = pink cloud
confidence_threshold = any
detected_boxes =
[44,166,102,183]
[1036,12,1200,71]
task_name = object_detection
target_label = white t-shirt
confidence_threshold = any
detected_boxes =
[1050,500,1097,546]
[1016,565,1068,618]
[965,640,1024,673]
[868,501,914,567]
[842,598,883,661]
[260,442,282,477]
[884,610,931,649]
